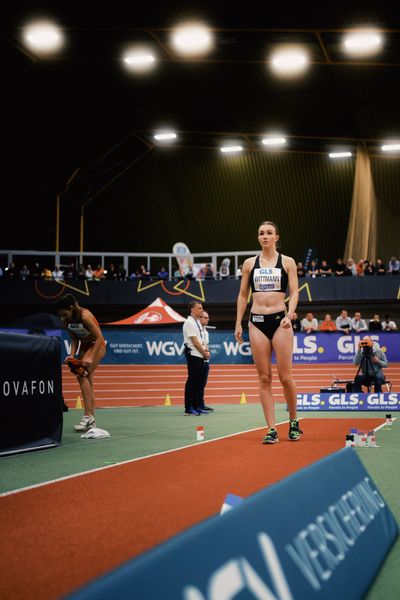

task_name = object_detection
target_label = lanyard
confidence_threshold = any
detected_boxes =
[190,316,204,338]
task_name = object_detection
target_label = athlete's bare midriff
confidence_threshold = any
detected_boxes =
[251,290,286,315]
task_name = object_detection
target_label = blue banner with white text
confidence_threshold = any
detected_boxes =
[67,448,398,600]
[59,330,400,364]
[297,392,400,411]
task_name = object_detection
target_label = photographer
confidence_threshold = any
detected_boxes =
[353,336,388,393]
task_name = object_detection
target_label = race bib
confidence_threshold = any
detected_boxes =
[253,267,281,292]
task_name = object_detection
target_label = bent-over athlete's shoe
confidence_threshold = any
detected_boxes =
[74,415,96,432]
[288,419,303,441]
[262,428,279,444]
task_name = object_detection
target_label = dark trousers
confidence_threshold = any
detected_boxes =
[184,354,204,411]
[353,374,384,393]
[199,361,210,408]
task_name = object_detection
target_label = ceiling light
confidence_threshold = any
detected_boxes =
[154,132,177,141]
[171,23,212,56]
[343,30,382,56]
[262,137,287,146]
[329,152,352,159]
[122,48,156,72]
[220,145,243,154]
[22,20,63,55]
[270,46,308,75]
[381,143,400,152]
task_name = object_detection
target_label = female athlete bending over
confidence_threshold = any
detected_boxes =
[57,293,106,431]
[235,221,302,444]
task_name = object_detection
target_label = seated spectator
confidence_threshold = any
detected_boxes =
[106,263,118,281]
[296,262,306,278]
[363,261,375,276]
[356,259,366,276]
[19,264,30,280]
[52,265,64,281]
[236,264,243,278]
[301,312,318,334]
[291,312,301,332]
[336,309,351,334]
[5,262,17,279]
[117,264,127,281]
[203,263,214,280]
[78,263,86,281]
[306,260,319,278]
[319,313,337,332]
[388,256,400,275]
[375,258,386,275]
[93,264,105,281]
[64,262,76,281]
[85,264,94,280]
[382,315,397,331]
[128,271,137,280]
[31,262,41,279]
[346,258,357,276]
[173,268,183,280]
[350,311,368,333]
[333,258,348,276]
[41,267,52,280]
[137,265,151,280]
[319,260,332,277]
[157,266,169,280]
[369,314,382,332]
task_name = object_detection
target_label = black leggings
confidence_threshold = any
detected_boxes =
[249,311,286,341]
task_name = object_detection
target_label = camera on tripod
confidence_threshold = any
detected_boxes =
[360,339,373,353]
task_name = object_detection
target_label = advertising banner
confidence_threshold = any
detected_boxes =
[0,331,63,456]
[67,448,399,600]
[59,330,400,365]
[297,392,400,411]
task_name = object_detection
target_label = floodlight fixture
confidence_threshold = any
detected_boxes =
[122,47,156,72]
[343,29,382,56]
[328,152,352,158]
[171,22,213,56]
[270,46,309,75]
[154,131,178,141]
[381,143,400,152]
[262,137,287,146]
[22,20,64,55]
[220,145,243,154]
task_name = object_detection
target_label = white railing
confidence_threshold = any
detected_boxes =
[0,249,259,279]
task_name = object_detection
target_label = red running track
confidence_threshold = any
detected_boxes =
[62,363,399,408]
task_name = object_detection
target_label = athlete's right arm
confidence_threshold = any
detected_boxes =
[235,259,252,344]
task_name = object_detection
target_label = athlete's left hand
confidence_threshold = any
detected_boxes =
[281,316,292,329]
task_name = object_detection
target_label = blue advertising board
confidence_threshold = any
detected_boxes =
[58,330,400,365]
[297,392,400,411]
[67,448,398,600]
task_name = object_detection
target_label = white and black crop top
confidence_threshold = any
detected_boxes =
[249,254,288,293]
[67,323,92,339]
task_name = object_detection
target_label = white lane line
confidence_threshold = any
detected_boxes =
[0,419,292,497]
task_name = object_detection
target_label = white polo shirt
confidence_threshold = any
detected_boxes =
[183,316,204,358]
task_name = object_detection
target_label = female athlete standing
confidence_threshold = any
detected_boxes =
[235,221,302,444]
[57,294,106,431]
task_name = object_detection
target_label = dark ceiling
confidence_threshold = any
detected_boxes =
[3,1,400,250]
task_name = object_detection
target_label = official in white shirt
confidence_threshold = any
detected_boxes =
[198,311,214,411]
[183,301,210,415]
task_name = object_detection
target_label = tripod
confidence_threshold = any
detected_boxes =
[353,348,380,392]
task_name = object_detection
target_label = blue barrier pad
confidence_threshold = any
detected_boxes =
[67,448,398,600]
[298,392,400,411]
